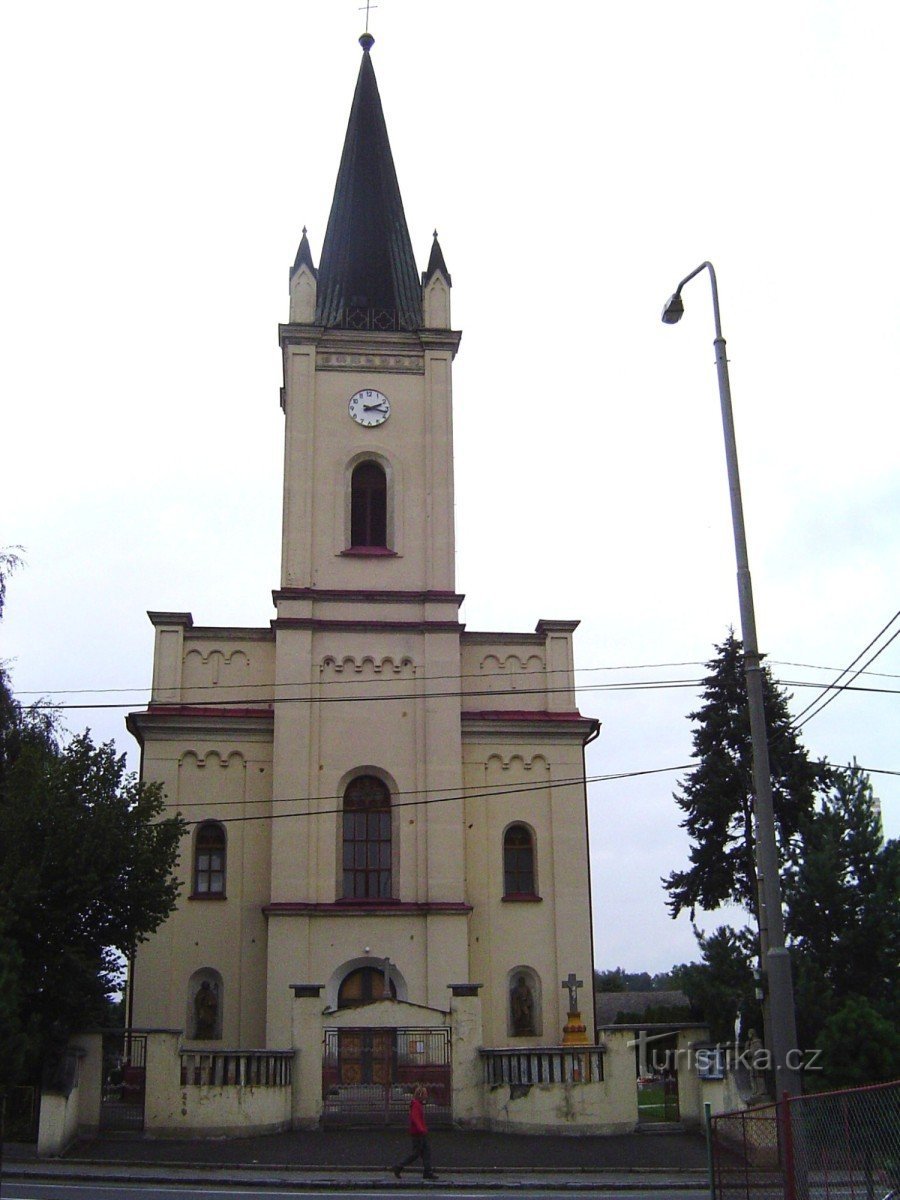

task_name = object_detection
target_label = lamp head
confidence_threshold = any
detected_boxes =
[661,292,684,324]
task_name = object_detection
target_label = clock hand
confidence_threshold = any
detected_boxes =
[363,403,388,412]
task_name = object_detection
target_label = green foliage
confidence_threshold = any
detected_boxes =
[814,995,900,1089]
[670,925,762,1044]
[0,557,186,1085]
[786,763,900,1051]
[664,632,823,919]
[594,968,627,992]
[594,968,677,993]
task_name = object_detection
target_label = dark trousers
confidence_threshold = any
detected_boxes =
[397,1134,432,1175]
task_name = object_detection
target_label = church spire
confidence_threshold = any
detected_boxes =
[314,35,423,332]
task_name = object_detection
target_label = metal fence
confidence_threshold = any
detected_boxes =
[710,1079,900,1200]
[322,1027,451,1127]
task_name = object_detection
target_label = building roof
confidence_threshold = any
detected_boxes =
[593,990,691,1026]
[314,34,423,332]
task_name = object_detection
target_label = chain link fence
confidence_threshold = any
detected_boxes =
[710,1079,900,1200]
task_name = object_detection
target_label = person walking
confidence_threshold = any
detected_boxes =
[393,1083,438,1180]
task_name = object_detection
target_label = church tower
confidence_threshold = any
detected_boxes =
[265,32,470,1045]
[128,34,597,1092]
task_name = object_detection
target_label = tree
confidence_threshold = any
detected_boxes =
[786,764,900,1050]
[670,925,762,1044]
[664,632,824,920]
[594,968,627,992]
[814,995,900,1089]
[0,557,186,1087]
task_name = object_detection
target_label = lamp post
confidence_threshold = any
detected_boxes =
[662,262,800,1098]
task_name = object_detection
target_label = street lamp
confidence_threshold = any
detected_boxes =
[662,262,801,1099]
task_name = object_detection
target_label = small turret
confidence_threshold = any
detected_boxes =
[422,231,451,329]
[289,227,317,323]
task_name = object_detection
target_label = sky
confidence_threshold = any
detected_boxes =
[2,1,898,975]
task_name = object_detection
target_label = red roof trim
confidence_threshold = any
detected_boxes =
[264,900,472,916]
[461,709,587,722]
[143,705,275,719]
[274,618,463,633]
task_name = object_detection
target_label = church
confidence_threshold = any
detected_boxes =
[125,32,600,1128]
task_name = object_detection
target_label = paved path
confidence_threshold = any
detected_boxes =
[2,1128,712,1191]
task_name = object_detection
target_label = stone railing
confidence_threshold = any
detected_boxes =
[180,1050,293,1088]
[481,1045,605,1086]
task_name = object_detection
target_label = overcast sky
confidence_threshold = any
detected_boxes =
[3,1,897,975]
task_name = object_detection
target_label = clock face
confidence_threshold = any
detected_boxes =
[348,388,391,427]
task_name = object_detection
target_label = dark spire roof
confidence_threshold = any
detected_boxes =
[314,35,422,331]
[291,226,317,279]
[423,230,451,287]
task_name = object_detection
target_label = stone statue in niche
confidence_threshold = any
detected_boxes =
[194,979,219,1039]
[510,974,536,1036]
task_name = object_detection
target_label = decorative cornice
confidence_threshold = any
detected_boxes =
[184,626,274,642]
[273,617,463,634]
[278,325,461,359]
[142,705,274,719]
[463,709,587,723]
[126,706,275,747]
[274,588,464,606]
[461,711,600,741]
[148,611,194,628]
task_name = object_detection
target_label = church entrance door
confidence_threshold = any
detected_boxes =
[322,1027,451,1126]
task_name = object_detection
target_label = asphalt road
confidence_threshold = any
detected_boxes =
[0,1184,708,1200]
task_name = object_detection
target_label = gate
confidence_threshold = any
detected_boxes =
[323,1027,451,1127]
[99,1033,146,1131]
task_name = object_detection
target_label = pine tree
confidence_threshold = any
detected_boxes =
[786,764,900,1049]
[664,631,823,920]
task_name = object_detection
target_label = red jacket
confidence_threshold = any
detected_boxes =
[409,1095,427,1136]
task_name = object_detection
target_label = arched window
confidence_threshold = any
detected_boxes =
[503,824,536,897]
[193,821,226,897]
[350,460,387,548]
[337,966,397,1009]
[342,776,392,899]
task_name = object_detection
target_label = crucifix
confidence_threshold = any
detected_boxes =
[359,0,378,33]
[561,972,584,1014]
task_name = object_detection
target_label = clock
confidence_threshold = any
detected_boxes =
[348,388,391,427]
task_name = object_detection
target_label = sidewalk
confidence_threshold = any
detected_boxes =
[2,1127,712,1191]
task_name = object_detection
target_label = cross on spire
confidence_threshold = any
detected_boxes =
[359,0,378,32]
[561,973,584,1013]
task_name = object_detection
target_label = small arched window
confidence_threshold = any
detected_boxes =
[193,821,226,897]
[503,824,536,897]
[350,460,388,548]
[337,966,397,1009]
[342,776,392,899]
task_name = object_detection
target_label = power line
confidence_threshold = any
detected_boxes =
[12,658,712,699]
[16,674,900,714]
[173,764,692,827]
[791,609,900,731]
[20,677,708,712]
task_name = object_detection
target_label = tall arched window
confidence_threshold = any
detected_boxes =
[193,821,226,897]
[350,460,387,548]
[503,823,536,897]
[342,776,392,899]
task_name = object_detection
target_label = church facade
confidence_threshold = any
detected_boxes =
[127,34,598,1109]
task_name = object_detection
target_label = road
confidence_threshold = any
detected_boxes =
[1,1183,707,1200]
